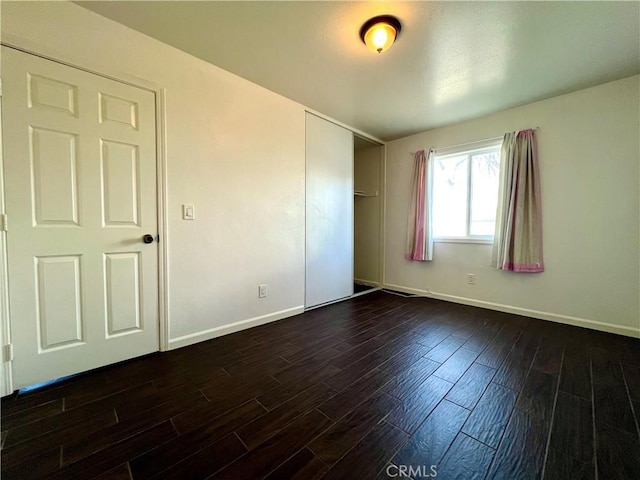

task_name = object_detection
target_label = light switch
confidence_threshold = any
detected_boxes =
[182,204,195,220]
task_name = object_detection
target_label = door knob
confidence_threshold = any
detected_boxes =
[142,234,155,244]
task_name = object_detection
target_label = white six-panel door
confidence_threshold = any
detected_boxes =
[305,113,354,308]
[2,47,159,389]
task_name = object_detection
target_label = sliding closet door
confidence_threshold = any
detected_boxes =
[305,113,353,308]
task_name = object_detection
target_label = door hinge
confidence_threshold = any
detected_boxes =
[0,214,7,232]
[3,344,13,362]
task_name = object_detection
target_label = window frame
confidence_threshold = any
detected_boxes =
[432,141,502,244]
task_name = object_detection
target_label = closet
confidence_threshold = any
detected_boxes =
[305,113,353,308]
[305,113,383,309]
[353,136,384,294]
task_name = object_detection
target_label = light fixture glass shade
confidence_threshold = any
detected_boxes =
[363,22,397,53]
[360,15,401,54]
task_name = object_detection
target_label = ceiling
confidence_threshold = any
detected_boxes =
[78,1,640,141]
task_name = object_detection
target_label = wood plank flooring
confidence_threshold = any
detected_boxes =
[2,291,639,479]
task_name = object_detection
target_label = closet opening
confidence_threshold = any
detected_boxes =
[353,135,384,297]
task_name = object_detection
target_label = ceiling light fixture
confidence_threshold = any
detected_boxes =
[360,15,402,54]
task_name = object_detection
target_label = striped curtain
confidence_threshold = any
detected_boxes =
[492,130,544,272]
[405,149,434,262]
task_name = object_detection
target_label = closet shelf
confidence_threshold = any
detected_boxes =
[354,190,378,198]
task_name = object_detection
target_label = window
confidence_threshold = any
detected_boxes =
[432,142,501,242]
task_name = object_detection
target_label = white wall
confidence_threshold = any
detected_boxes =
[2,2,306,347]
[354,145,382,284]
[385,76,640,337]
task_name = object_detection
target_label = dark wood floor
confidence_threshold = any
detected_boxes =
[2,291,639,479]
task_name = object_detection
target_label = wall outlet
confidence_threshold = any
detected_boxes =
[467,274,476,285]
[258,284,267,298]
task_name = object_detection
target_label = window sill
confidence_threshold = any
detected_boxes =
[434,237,494,245]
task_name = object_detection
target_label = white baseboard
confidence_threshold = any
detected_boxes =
[168,305,304,350]
[351,287,382,299]
[382,284,428,297]
[383,283,640,339]
[354,278,380,287]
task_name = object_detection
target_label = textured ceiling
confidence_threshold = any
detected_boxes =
[78,1,640,141]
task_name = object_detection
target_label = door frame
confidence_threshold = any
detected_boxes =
[0,42,171,395]
[0,80,14,396]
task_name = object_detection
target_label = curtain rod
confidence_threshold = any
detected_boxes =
[410,127,540,156]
